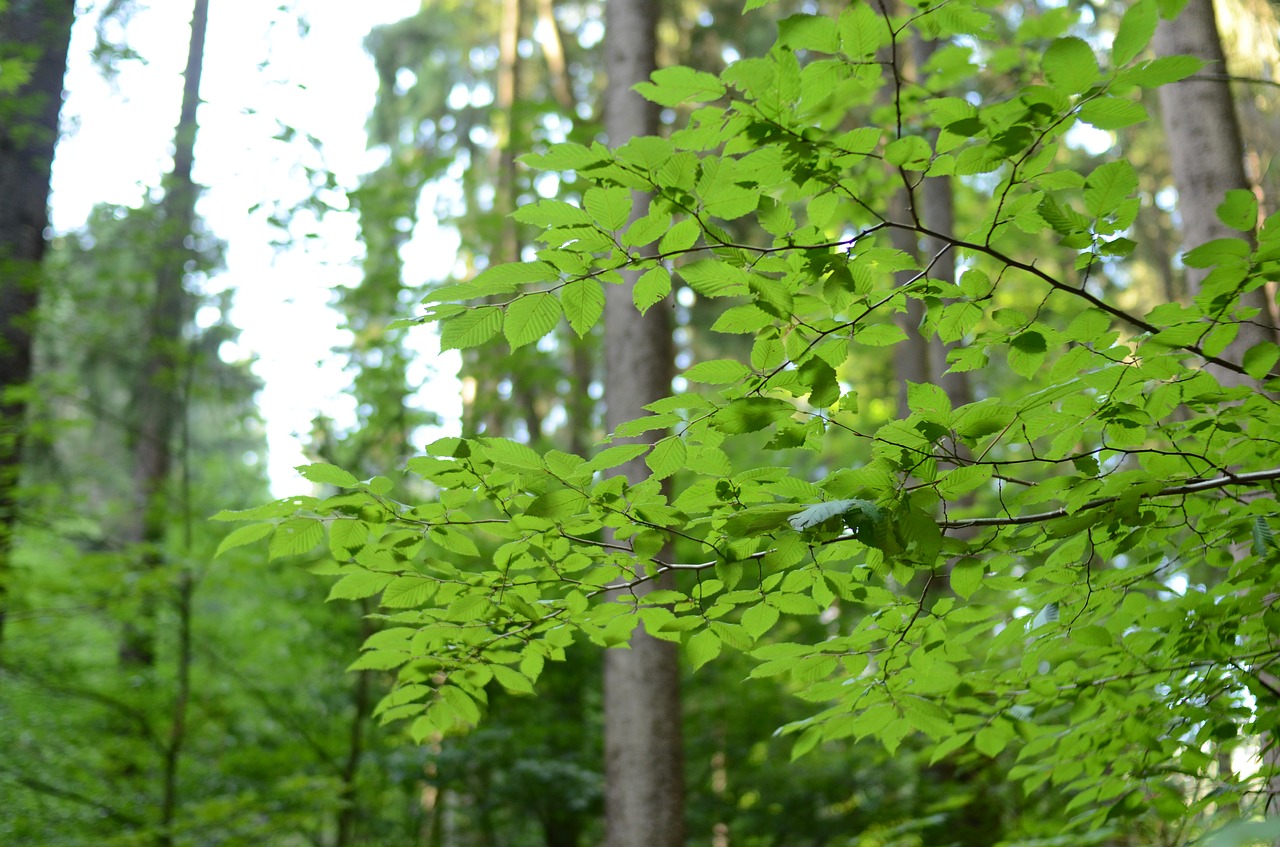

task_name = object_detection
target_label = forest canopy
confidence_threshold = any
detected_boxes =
[218,0,1280,841]
[7,0,1280,844]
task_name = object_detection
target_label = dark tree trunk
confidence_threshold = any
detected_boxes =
[0,0,76,645]
[1155,0,1280,822]
[601,0,685,845]
[158,572,194,847]
[119,0,208,667]
[336,606,375,847]
[1153,0,1276,385]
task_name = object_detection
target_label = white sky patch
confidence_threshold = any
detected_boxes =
[50,0,463,496]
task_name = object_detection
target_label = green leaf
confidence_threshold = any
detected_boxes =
[711,303,774,334]
[1008,330,1047,378]
[713,397,796,434]
[854,324,908,347]
[491,665,536,695]
[504,292,563,349]
[215,522,274,557]
[741,603,779,639]
[562,280,605,337]
[1253,517,1276,558]
[686,628,722,671]
[512,199,592,227]
[1217,189,1258,233]
[1243,341,1280,379]
[527,488,590,519]
[684,359,751,384]
[950,559,984,599]
[430,260,559,302]
[974,724,1011,757]
[633,267,672,314]
[298,462,359,487]
[520,141,605,171]
[1084,161,1138,218]
[678,259,750,297]
[582,443,649,473]
[659,218,701,253]
[1073,625,1114,647]
[269,518,324,560]
[1043,37,1098,93]
[1078,97,1149,130]
[440,306,503,350]
[328,570,395,601]
[885,136,932,170]
[1184,237,1251,268]
[1113,0,1158,66]
[778,13,839,52]
[439,685,482,726]
[381,576,433,608]
[838,3,887,58]
[646,437,687,480]
[789,498,869,531]
[936,465,991,498]
[483,437,545,470]
[584,186,632,231]
[634,66,725,106]
[938,302,982,342]
[799,358,840,408]
[1120,54,1204,88]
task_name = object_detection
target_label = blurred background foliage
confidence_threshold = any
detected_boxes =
[2,0,1279,844]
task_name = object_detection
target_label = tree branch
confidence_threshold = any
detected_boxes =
[942,468,1280,530]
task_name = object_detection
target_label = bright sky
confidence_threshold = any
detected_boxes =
[49,0,462,495]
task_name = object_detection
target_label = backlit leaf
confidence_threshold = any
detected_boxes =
[504,292,563,348]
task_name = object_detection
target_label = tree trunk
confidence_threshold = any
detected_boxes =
[336,606,375,847]
[913,33,972,414]
[888,188,929,420]
[1153,0,1276,385]
[119,0,208,667]
[601,0,685,845]
[0,0,76,645]
[158,572,194,847]
[1154,0,1280,822]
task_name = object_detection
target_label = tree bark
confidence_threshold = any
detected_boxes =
[0,0,76,645]
[119,0,208,667]
[1155,0,1280,822]
[335,606,375,847]
[602,0,685,845]
[158,572,194,847]
[1153,0,1276,384]
[913,32,972,414]
[888,188,929,419]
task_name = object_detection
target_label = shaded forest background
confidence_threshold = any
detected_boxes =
[3,0,1280,845]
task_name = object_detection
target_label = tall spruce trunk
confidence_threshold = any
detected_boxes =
[1154,0,1280,821]
[601,0,685,844]
[1153,0,1276,384]
[119,0,208,667]
[0,0,76,645]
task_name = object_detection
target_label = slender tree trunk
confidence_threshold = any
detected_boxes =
[495,0,522,269]
[118,0,208,666]
[602,0,684,845]
[1155,0,1280,823]
[158,572,194,847]
[0,0,76,646]
[879,18,929,420]
[533,0,574,111]
[336,607,375,847]
[888,189,928,419]
[913,33,971,413]
[1153,0,1276,385]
